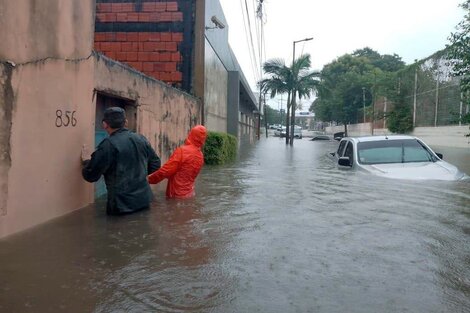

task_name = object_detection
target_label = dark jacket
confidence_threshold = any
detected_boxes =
[82,128,161,214]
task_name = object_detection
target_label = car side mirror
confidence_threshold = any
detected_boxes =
[330,152,336,157]
[338,157,352,167]
[436,153,443,160]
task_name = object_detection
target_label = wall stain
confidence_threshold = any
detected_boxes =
[0,62,14,215]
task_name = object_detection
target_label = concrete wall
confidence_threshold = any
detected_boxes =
[325,123,470,148]
[94,54,201,160]
[204,40,228,132]
[0,0,201,238]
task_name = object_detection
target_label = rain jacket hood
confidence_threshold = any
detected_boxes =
[185,125,207,148]
[148,125,207,198]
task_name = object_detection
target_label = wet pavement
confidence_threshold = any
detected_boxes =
[1,136,469,313]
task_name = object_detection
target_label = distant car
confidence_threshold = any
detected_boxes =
[274,126,285,137]
[330,135,466,181]
[280,126,302,139]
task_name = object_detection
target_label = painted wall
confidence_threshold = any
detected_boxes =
[325,124,470,148]
[0,0,95,238]
[0,0,201,238]
[204,40,228,132]
[93,54,201,160]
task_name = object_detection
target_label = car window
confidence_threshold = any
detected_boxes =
[357,139,434,164]
[344,142,354,161]
[337,140,347,156]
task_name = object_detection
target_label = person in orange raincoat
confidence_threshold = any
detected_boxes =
[148,125,207,198]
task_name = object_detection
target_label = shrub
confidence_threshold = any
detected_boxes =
[203,131,238,165]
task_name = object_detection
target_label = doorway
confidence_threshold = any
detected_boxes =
[94,92,137,199]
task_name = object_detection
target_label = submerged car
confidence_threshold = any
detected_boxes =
[331,135,466,181]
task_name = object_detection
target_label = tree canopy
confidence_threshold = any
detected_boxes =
[311,47,406,132]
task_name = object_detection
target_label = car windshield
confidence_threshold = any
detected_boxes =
[357,139,436,164]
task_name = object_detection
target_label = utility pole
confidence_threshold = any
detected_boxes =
[413,60,418,127]
[362,87,366,123]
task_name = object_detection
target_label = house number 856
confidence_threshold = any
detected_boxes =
[56,110,77,127]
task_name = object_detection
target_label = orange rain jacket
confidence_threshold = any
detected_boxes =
[148,125,207,198]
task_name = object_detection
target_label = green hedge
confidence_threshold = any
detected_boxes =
[203,131,238,165]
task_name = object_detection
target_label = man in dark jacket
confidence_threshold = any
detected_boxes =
[82,107,161,215]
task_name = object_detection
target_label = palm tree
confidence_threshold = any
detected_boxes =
[260,54,318,145]
[288,54,319,145]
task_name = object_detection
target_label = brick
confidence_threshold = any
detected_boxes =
[155,42,166,50]
[105,13,117,22]
[139,32,150,42]
[138,13,150,22]
[116,13,128,22]
[116,52,127,60]
[109,42,122,52]
[96,13,106,22]
[121,3,134,12]
[127,13,139,22]
[96,3,112,13]
[160,53,171,61]
[143,42,157,52]
[171,12,183,21]
[155,3,166,12]
[127,62,143,71]
[149,13,160,22]
[105,51,116,59]
[143,62,154,72]
[160,12,172,22]
[104,32,115,41]
[121,42,133,52]
[166,2,178,12]
[171,52,181,62]
[149,33,161,41]
[149,52,160,61]
[161,32,172,42]
[154,63,166,71]
[142,2,156,12]
[116,32,127,41]
[135,42,142,51]
[94,42,101,51]
[171,33,183,42]
[161,72,172,81]
[100,42,112,51]
[111,3,122,13]
[138,52,150,61]
[94,33,106,42]
[165,42,177,52]
[164,62,177,72]
[127,33,139,41]
[127,52,138,61]
[171,71,182,82]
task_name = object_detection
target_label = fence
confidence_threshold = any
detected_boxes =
[370,50,469,129]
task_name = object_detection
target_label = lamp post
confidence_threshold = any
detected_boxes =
[290,37,313,144]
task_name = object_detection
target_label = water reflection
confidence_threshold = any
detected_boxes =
[0,137,469,312]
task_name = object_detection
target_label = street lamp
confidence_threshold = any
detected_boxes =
[291,37,313,144]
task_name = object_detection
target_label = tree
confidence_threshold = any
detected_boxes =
[312,48,405,135]
[260,54,319,145]
[447,0,470,135]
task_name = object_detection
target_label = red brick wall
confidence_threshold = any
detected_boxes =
[94,1,184,86]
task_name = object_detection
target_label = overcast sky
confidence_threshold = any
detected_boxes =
[219,0,465,104]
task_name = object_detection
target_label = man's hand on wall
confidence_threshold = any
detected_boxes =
[81,144,92,163]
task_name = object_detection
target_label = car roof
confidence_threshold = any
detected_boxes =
[344,135,417,143]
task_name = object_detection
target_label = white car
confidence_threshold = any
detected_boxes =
[331,135,466,181]
[280,126,302,139]
[274,126,285,137]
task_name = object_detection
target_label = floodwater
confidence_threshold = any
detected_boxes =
[1,136,469,313]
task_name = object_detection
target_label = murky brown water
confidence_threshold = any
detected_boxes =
[1,137,469,313]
